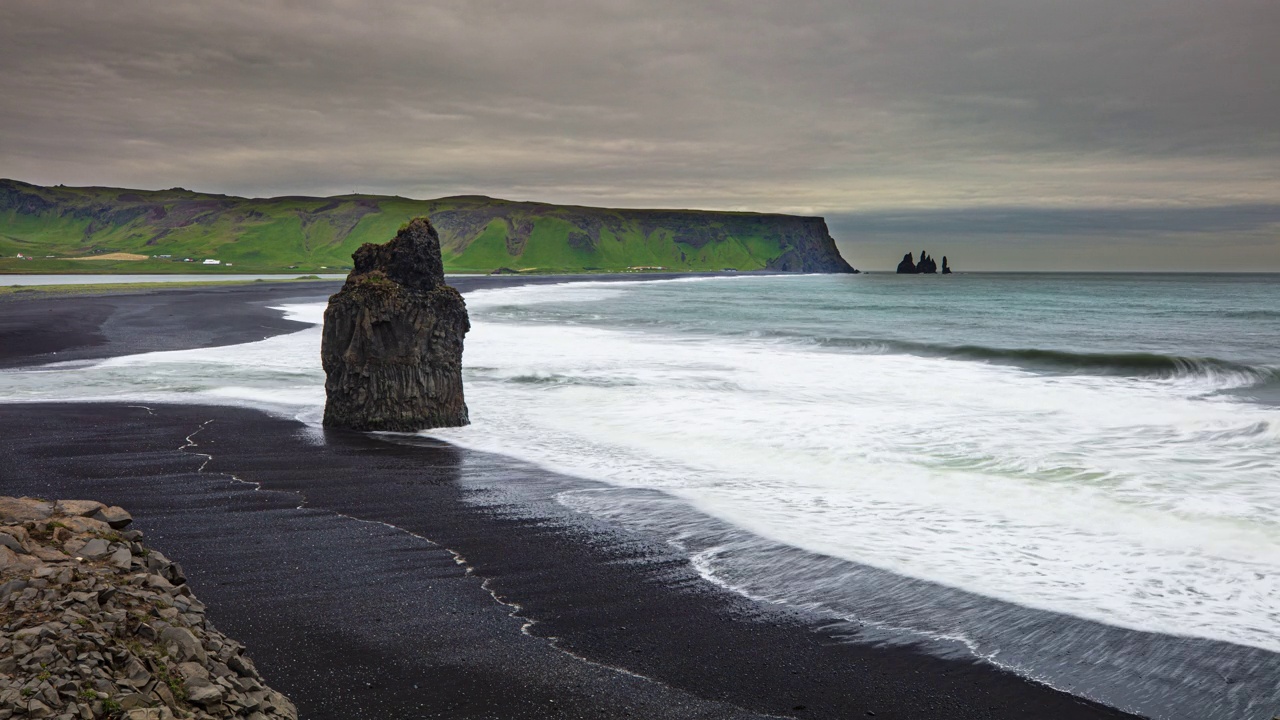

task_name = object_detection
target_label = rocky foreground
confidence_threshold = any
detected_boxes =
[0,496,295,720]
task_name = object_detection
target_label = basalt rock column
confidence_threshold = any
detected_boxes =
[321,217,470,431]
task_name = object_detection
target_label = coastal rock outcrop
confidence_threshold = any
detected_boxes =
[942,256,952,274]
[0,496,297,720]
[896,251,944,274]
[321,217,470,432]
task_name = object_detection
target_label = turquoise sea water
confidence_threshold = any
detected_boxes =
[477,272,1280,392]
[2,272,1278,719]
[444,272,1280,720]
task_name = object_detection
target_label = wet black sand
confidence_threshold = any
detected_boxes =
[0,281,1142,719]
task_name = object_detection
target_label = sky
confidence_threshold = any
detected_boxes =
[1,0,1277,270]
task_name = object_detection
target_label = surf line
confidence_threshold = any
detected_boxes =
[175,416,691,694]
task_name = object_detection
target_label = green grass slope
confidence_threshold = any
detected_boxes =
[0,179,857,275]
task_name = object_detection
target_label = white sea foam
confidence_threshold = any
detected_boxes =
[426,313,1280,655]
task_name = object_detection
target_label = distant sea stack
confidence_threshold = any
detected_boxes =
[896,251,945,274]
[321,217,470,432]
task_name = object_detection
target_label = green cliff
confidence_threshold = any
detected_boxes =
[0,180,856,274]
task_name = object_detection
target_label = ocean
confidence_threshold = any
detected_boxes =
[2,272,1278,719]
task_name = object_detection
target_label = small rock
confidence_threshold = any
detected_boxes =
[53,500,105,518]
[227,653,258,678]
[30,547,69,562]
[109,547,132,570]
[76,538,111,560]
[122,657,150,688]
[0,546,36,573]
[150,681,176,709]
[57,517,109,535]
[159,627,207,664]
[90,506,132,529]
[29,643,61,665]
[116,692,150,710]
[0,533,27,554]
[124,709,174,720]
[0,579,28,601]
[0,496,53,522]
[183,676,224,706]
[175,661,208,681]
[145,574,174,592]
[26,698,54,718]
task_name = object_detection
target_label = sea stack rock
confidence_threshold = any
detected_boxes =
[321,217,470,431]
[896,252,917,274]
[942,256,953,274]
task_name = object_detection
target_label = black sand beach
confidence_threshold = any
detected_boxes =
[0,281,1142,719]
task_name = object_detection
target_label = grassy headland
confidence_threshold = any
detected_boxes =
[0,179,856,275]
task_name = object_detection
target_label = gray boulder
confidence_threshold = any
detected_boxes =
[161,626,208,664]
[76,538,111,560]
[91,505,133,529]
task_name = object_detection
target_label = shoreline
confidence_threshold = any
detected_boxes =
[0,273,739,370]
[0,281,1142,719]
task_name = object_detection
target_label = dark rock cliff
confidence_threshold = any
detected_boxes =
[896,252,917,274]
[760,217,857,273]
[320,217,470,432]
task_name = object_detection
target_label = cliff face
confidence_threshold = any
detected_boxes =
[0,179,858,274]
[321,218,469,432]
[759,217,855,273]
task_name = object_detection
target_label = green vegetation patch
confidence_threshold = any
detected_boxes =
[0,179,849,274]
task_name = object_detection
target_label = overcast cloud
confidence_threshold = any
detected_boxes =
[1,0,1277,268]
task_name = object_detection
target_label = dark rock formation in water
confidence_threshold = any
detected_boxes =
[942,256,952,274]
[321,217,470,431]
[897,251,943,274]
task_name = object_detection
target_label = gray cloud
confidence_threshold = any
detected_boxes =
[1,0,1277,267]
